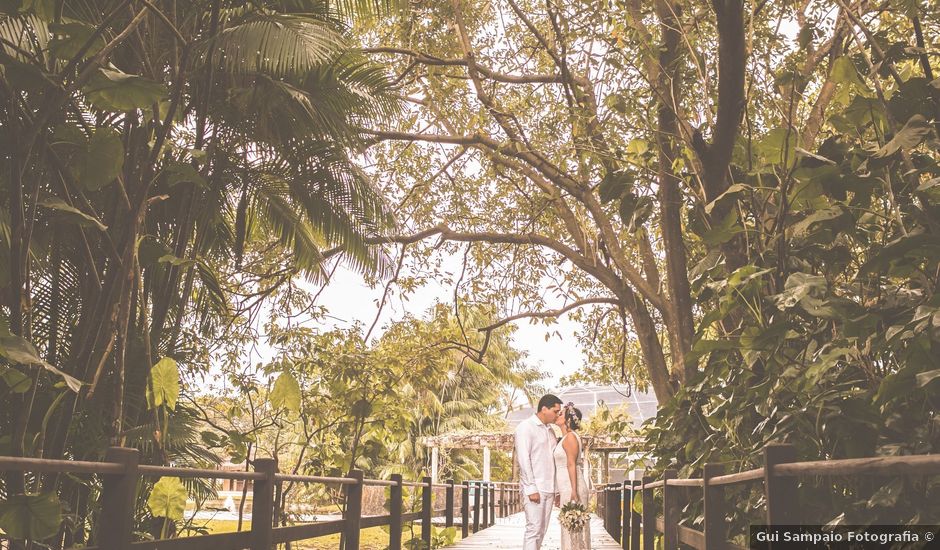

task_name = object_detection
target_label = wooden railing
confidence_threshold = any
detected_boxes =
[594,443,940,550]
[0,447,524,549]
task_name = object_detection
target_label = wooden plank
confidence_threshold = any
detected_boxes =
[448,512,622,549]
[271,520,345,543]
[677,525,706,550]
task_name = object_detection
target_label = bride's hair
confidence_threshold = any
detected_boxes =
[564,403,583,431]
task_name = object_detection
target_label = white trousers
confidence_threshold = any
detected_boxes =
[523,492,555,550]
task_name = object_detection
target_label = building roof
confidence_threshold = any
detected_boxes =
[504,384,658,430]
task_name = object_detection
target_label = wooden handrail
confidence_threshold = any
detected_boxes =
[0,455,125,475]
[773,454,940,476]
[0,451,518,549]
[601,446,940,550]
[139,465,265,480]
[273,473,356,484]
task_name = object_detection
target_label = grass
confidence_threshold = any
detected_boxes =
[190,519,462,549]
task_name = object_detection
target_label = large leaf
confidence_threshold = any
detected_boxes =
[0,334,81,392]
[48,21,104,60]
[830,56,867,90]
[872,114,931,158]
[916,369,940,388]
[37,196,107,230]
[147,357,180,410]
[147,477,187,521]
[771,272,827,310]
[209,14,346,77]
[76,128,124,191]
[84,68,168,111]
[270,372,302,412]
[0,493,62,540]
[0,366,30,393]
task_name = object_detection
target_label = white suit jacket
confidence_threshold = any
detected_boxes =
[514,414,557,495]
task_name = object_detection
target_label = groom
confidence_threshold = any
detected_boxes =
[514,394,563,550]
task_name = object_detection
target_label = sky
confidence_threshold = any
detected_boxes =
[312,264,588,388]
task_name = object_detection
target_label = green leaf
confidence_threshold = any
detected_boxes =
[147,357,180,410]
[625,138,648,156]
[351,398,373,417]
[76,128,124,191]
[270,372,301,412]
[18,0,54,19]
[632,491,642,515]
[0,493,62,540]
[771,272,827,310]
[0,333,44,364]
[147,477,187,521]
[48,21,104,60]
[84,68,168,111]
[0,335,78,390]
[872,114,932,158]
[37,196,108,230]
[599,170,631,204]
[700,209,742,246]
[0,366,31,393]
[158,254,195,268]
[756,128,798,167]
[704,183,748,215]
[830,56,867,89]
[916,369,940,388]
[163,162,207,188]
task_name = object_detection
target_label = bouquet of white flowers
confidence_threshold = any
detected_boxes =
[558,501,590,533]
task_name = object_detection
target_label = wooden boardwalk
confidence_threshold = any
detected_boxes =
[450,511,621,549]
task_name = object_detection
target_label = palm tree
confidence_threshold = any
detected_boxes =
[0,0,401,545]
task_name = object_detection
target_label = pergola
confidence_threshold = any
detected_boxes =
[421,432,646,483]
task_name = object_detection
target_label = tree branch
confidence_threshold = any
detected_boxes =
[362,47,564,84]
[477,297,620,332]
[693,0,746,203]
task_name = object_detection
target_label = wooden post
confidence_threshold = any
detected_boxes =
[389,473,403,550]
[597,484,606,532]
[608,484,622,542]
[603,451,610,483]
[621,481,629,549]
[489,483,496,526]
[641,476,655,550]
[344,469,364,550]
[764,443,798,526]
[703,464,725,550]
[99,447,139,549]
[481,481,490,528]
[662,469,678,550]
[421,476,432,547]
[461,481,470,538]
[630,480,641,550]
[472,481,481,533]
[445,479,455,528]
[250,457,277,550]
[499,483,505,518]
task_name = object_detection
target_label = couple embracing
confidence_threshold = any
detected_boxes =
[514,394,593,550]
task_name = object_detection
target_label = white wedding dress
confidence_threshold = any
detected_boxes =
[553,431,591,550]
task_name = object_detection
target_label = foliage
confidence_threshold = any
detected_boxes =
[0,0,401,545]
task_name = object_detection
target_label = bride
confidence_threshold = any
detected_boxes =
[553,402,592,550]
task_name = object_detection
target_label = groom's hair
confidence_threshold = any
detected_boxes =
[537,394,563,412]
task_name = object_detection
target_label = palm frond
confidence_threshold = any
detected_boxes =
[207,14,346,77]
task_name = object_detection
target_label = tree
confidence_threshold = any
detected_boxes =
[352,0,940,527]
[0,0,400,546]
